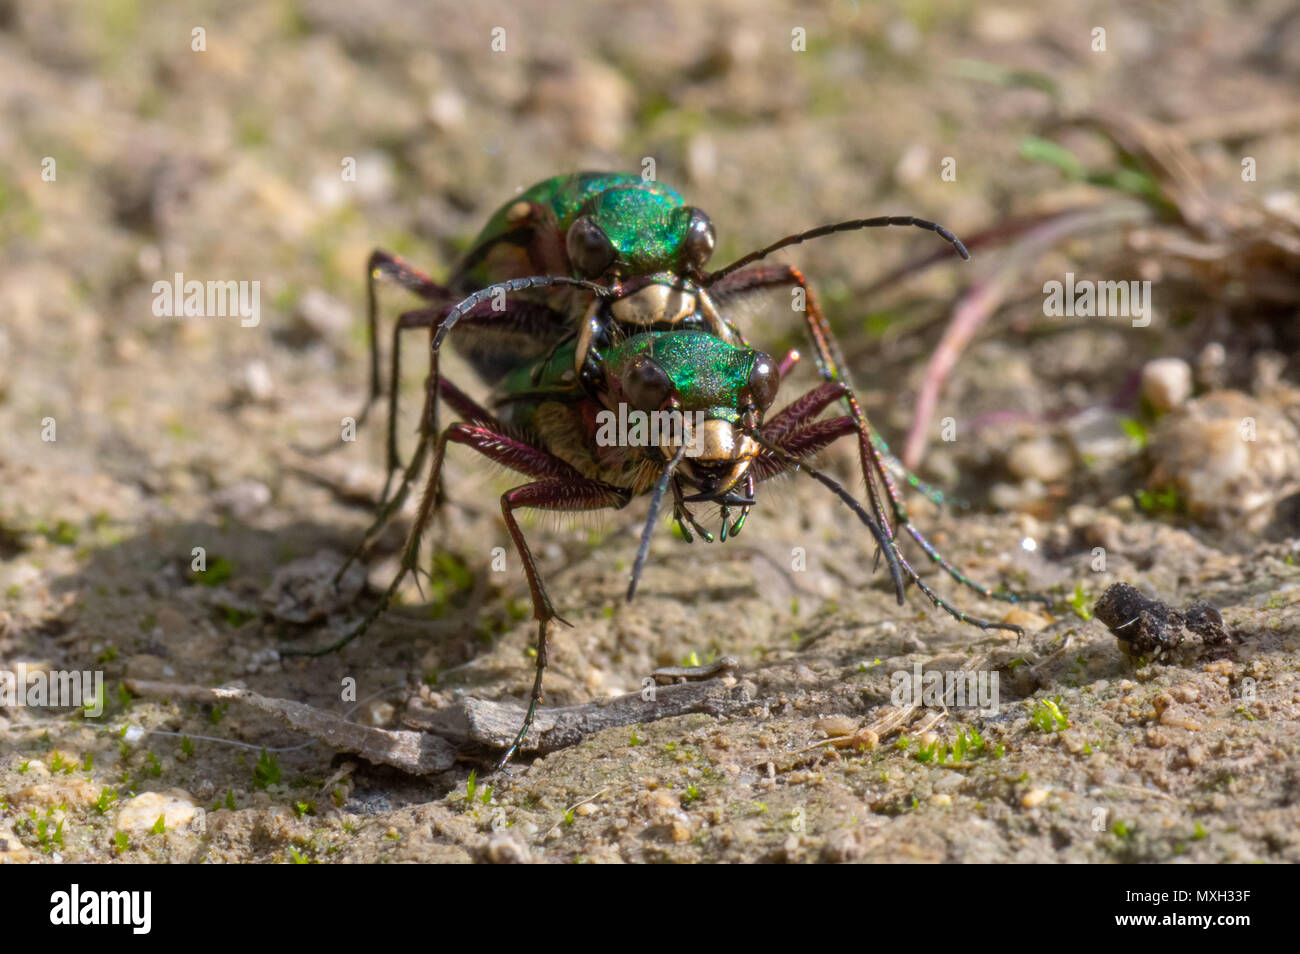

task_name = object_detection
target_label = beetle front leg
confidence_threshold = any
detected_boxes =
[711,264,896,541]
[750,411,1022,636]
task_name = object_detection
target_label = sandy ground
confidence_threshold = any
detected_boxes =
[2,0,1300,863]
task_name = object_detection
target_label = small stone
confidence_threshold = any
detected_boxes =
[831,728,878,750]
[0,822,33,863]
[486,837,530,868]
[822,828,866,863]
[263,550,366,624]
[125,654,168,681]
[427,88,466,130]
[1141,357,1193,412]
[813,716,857,738]
[1060,730,1089,755]
[213,480,272,520]
[853,729,879,750]
[1158,705,1202,731]
[237,360,274,404]
[642,790,680,818]
[1146,726,1172,748]
[1147,390,1300,530]
[117,789,199,833]
[1002,606,1050,630]
[1021,787,1049,808]
[1007,438,1072,483]
[523,60,630,151]
[989,479,1046,511]
[361,701,395,727]
[782,834,803,862]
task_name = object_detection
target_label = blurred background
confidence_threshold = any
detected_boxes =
[2,0,1300,863]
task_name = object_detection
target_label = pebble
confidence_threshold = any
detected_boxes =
[12,777,99,811]
[1140,357,1193,412]
[117,789,200,833]
[1007,438,1072,483]
[237,360,274,404]
[1158,705,1202,731]
[263,550,366,624]
[641,790,680,819]
[213,480,272,520]
[1059,731,1089,755]
[524,60,630,151]
[361,700,395,727]
[0,822,32,863]
[813,715,857,738]
[1147,390,1300,530]
[989,478,1046,511]
[1021,787,1050,808]
[427,88,466,130]
[1002,606,1050,630]
[1064,406,1133,463]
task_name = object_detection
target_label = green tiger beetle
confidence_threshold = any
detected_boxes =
[292,172,1037,770]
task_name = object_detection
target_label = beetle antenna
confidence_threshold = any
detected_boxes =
[434,275,616,350]
[706,216,969,285]
[742,428,906,606]
[627,444,688,602]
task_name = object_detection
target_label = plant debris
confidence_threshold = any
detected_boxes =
[1093,582,1235,657]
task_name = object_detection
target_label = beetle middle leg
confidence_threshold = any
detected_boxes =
[360,250,449,429]
[297,251,448,463]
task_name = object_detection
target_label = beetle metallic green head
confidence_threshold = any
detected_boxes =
[566,186,715,280]
[599,332,779,499]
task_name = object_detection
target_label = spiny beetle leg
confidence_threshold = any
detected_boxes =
[419,421,630,770]
[745,421,905,605]
[712,265,896,542]
[363,249,447,423]
[297,250,447,464]
[376,306,448,509]
[748,386,1021,633]
[494,475,630,770]
[293,416,629,677]
[720,262,1038,612]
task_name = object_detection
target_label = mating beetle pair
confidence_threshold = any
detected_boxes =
[296,172,1030,768]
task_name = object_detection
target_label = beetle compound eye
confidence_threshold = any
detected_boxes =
[747,353,779,410]
[623,357,674,412]
[682,208,716,269]
[566,215,616,278]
